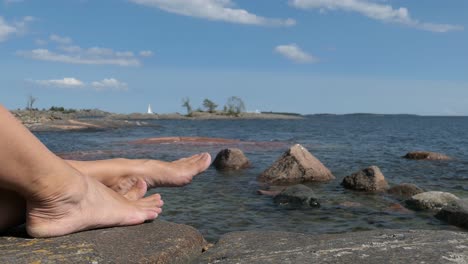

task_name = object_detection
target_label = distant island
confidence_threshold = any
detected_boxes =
[11,107,303,132]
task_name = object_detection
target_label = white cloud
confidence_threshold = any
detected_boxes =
[50,34,73,44]
[33,77,128,91]
[116,51,134,57]
[129,0,295,27]
[18,48,141,66]
[0,16,33,42]
[275,44,318,63]
[289,0,463,33]
[35,39,47,45]
[0,17,16,42]
[35,77,85,88]
[139,50,154,57]
[91,78,128,91]
[59,45,82,53]
[19,33,146,66]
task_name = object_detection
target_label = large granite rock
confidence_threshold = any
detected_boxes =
[273,184,320,208]
[258,144,335,185]
[196,230,468,264]
[403,151,452,161]
[342,166,389,192]
[436,199,468,229]
[406,191,460,211]
[213,148,250,170]
[387,183,424,199]
[0,220,206,264]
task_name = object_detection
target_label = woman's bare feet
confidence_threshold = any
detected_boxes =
[120,178,148,201]
[107,153,211,192]
[136,152,212,187]
[26,171,163,238]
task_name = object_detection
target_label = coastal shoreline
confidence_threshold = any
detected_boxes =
[2,222,467,263]
[12,109,303,132]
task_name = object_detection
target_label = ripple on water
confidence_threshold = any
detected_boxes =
[38,116,468,242]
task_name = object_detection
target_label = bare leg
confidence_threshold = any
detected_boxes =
[0,148,210,233]
[66,152,212,191]
[0,105,163,237]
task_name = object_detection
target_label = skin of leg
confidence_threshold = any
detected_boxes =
[0,105,163,237]
[0,152,210,233]
[66,152,212,190]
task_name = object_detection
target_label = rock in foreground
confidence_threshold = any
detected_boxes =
[403,151,452,161]
[342,166,389,192]
[259,144,335,185]
[436,199,468,229]
[196,229,468,264]
[387,183,424,199]
[213,148,250,171]
[0,221,206,264]
[273,184,320,208]
[406,191,459,211]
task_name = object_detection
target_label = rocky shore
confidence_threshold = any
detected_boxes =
[12,109,302,132]
[1,223,467,263]
[2,131,466,263]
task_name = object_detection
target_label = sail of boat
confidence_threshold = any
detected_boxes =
[147,104,153,114]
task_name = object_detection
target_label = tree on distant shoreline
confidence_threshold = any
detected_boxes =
[26,95,37,111]
[181,97,193,116]
[224,96,245,116]
[203,98,218,113]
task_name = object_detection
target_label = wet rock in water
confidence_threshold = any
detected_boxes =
[403,151,452,161]
[257,189,284,196]
[405,191,459,211]
[131,136,242,145]
[0,221,206,263]
[339,201,363,208]
[273,184,320,208]
[258,144,335,185]
[213,148,250,170]
[436,199,468,229]
[196,229,468,264]
[385,203,414,214]
[342,166,389,192]
[388,183,424,199]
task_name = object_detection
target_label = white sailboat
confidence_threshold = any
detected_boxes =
[147,104,154,114]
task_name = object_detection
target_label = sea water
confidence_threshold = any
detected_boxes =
[36,115,468,241]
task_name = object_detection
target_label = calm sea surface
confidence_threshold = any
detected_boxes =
[36,115,468,241]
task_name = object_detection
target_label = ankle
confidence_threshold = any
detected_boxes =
[27,167,87,204]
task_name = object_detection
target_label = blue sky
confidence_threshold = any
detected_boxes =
[0,0,467,115]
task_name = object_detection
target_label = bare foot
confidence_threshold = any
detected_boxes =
[141,152,212,187]
[26,171,163,238]
[115,153,212,189]
[120,178,148,201]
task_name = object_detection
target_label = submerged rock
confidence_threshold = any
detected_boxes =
[403,151,452,161]
[342,166,389,192]
[196,229,468,264]
[257,189,285,196]
[131,136,242,145]
[339,201,363,208]
[436,199,468,229]
[273,184,320,208]
[388,183,424,199]
[0,221,206,263]
[258,144,334,185]
[213,148,250,170]
[405,191,459,211]
[385,203,414,214]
